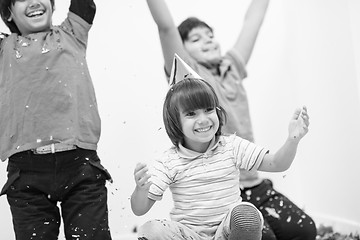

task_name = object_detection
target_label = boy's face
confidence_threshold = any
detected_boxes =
[184,26,222,68]
[9,0,53,35]
[180,107,219,153]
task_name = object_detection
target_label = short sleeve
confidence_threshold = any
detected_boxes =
[232,135,269,171]
[148,158,173,201]
[226,49,248,80]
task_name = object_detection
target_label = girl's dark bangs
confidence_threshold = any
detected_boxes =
[177,84,216,112]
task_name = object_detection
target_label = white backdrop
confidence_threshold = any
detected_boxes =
[0,0,359,238]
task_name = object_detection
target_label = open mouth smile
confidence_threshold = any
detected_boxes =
[195,126,212,133]
[27,10,45,18]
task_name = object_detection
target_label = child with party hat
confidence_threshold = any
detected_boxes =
[131,55,310,240]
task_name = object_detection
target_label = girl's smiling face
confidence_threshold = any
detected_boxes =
[9,0,53,35]
[180,107,219,153]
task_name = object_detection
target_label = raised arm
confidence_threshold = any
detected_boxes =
[258,106,310,172]
[234,0,270,64]
[146,0,189,77]
[69,0,96,24]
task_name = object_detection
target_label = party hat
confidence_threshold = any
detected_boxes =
[169,53,203,86]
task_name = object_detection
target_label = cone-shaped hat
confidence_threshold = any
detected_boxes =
[169,53,203,86]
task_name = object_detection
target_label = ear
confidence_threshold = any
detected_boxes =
[7,7,13,21]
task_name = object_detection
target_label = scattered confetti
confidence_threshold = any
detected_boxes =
[265,207,280,218]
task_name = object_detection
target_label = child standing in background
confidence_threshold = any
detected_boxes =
[144,0,317,239]
[131,77,310,240]
[0,0,112,239]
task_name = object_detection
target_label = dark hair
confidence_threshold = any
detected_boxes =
[177,17,213,42]
[0,0,55,34]
[163,78,226,147]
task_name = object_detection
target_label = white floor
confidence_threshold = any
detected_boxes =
[112,233,137,240]
[313,213,360,235]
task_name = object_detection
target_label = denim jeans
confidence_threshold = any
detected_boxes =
[1,148,112,240]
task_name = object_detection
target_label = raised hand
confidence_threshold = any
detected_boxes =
[134,162,152,191]
[289,106,310,140]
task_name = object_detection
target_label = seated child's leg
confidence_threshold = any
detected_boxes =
[137,219,202,240]
[229,202,263,240]
[260,193,316,240]
[241,179,316,240]
[261,220,277,240]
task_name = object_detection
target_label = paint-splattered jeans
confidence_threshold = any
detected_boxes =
[0,148,112,240]
[241,179,317,240]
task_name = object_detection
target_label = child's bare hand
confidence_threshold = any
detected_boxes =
[134,163,152,191]
[289,106,310,140]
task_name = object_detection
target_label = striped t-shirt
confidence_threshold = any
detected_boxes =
[148,134,269,237]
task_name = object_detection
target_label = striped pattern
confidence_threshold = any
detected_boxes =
[230,203,263,240]
[148,135,268,236]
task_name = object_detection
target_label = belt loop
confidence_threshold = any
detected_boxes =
[51,143,55,154]
[27,149,32,158]
[27,149,34,169]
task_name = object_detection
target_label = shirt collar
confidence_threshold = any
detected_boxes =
[219,58,232,78]
[205,58,232,78]
[177,137,221,159]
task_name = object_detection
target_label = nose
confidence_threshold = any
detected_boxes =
[203,35,212,43]
[196,113,208,125]
[28,0,41,8]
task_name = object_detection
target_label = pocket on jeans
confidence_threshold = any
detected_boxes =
[0,165,20,196]
[88,157,113,183]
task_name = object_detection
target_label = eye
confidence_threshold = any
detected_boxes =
[205,107,215,113]
[187,34,200,43]
[185,111,196,117]
[205,30,214,38]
